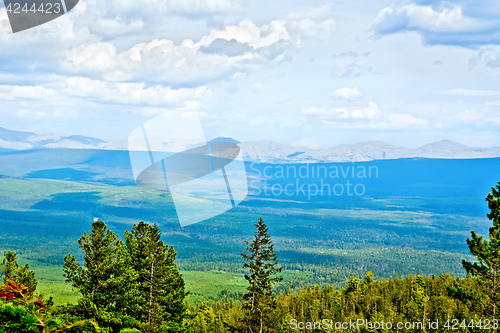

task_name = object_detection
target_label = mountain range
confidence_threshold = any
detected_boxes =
[1,127,499,163]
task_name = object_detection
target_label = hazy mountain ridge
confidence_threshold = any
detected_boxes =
[1,127,499,163]
[238,140,500,163]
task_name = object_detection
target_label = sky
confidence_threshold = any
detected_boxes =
[0,0,499,149]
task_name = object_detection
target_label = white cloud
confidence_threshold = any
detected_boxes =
[302,102,428,130]
[469,46,500,69]
[66,43,119,73]
[64,18,302,83]
[63,77,210,106]
[0,0,497,147]
[302,102,382,120]
[333,87,362,100]
[374,4,477,33]
[1,78,209,107]
[0,8,10,34]
[0,85,58,100]
[61,15,338,83]
[200,19,291,49]
[371,3,498,47]
[0,77,210,122]
[122,100,203,117]
[65,38,256,83]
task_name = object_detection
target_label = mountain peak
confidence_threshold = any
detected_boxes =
[419,140,466,149]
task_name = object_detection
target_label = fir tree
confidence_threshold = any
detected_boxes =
[63,221,139,333]
[241,217,282,333]
[461,181,500,321]
[124,221,189,333]
[242,217,283,310]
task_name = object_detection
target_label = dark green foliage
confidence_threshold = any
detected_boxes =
[189,273,489,333]
[240,217,283,332]
[0,302,38,333]
[241,217,283,309]
[0,253,100,333]
[62,221,189,332]
[63,221,139,332]
[119,329,142,333]
[1,251,37,294]
[459,181,500,320]
[124,221,189,333]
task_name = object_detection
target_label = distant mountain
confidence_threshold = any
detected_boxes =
[0,127,498,163]
[239,140,500,163]
[0,127,36,142]
[0,127,106,150]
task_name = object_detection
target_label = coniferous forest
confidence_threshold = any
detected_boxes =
[1,182,499,332]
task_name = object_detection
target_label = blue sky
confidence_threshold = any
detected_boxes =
[0,0,499,148]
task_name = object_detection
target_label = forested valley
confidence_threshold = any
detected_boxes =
[1,182,499,333]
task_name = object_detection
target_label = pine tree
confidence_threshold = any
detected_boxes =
[242,218,283,310]
[63,221,139,333]
[124,221,189,333]
[241,217,282,333]
[461,181,500,321]
[410,274,430,331]
[1,251,37,294]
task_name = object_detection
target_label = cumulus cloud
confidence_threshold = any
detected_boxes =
[65,21,277,83]
[332,87,362,99]
[371,3,500,47]
[199,19,291,49]
[468,46,500,69]
[64,16,335,84]
[63,77,210,106]
[374,4,476,33]
[65,38,259,83]
[302,102,428,129]
[0,77,210,121]
[0,85,59,100]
